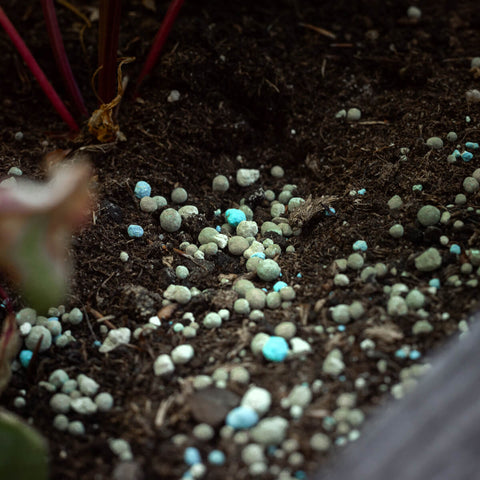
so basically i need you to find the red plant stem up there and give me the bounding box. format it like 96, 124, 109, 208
0, 7, 79, 131
0, 287, 13, 315
97, 0, 122, 104
41, 0, 88, 117
135, 0, 185, 92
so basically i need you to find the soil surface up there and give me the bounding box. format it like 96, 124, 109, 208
1, 1, 480, 479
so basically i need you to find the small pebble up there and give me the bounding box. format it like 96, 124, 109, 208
262, 336, 289, 362
167, 90, 180, 102
94, 392, 114, 411
274, 321, 297, 339
446, 131, 458, 142
139, 196, 158, 212
412, 320, 433, 335
426, 137, 443, 150
387, 195, 403, 210
387, 296, 408, 316
184, 447, 202, 466
193, 423, 215, 441
330, 304, 351, 324
8, 166, 23, 176
120, 251, 129, 262
212, 175, 230, 192
50, 393, 71, 413
415, 247, 442, 271
134, 181, 151, 199
203, 312, 222, 328
241, 387, 272, 416
53, 414, 69, 431
271, 166, 285, 178
48, 369, 69, 388
242, 444, 265, 465
347, 108, 361, 121
322, 349, 344, 376
25, 326, 52, 352
251, 333, 270, 356
16, 308, 37, 326
250, 417, 289, 445
71, 396, 98, 415
160, 208, 182, 232
450, 244, 461, 255
405, 289, 425, 309
407, 5, 422, 20
226, 406, 259, 429
13, 396, 26, 408
257, 259, 281, 281
237, 169, 260, 187
68, 421, 85, 436
352, 240, 367, 252
347, 253, 364, 270
389, 224, 404, 238
463, 176, 480, 193
99, 328, 131, 353
153, 353, 175, 376
171, 345, 194, 364
208, 450, 226, 465
228, 236, 250, 255
171, 187, 188, 204
78, 375, 100, 396
127, 225, 144, 238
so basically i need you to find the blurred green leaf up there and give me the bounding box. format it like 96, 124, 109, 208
0, 408, 48, 480
0, 162, 92, 313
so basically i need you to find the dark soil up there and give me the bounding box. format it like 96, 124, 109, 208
1, 1, 480, 479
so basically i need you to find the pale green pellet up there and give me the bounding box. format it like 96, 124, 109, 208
257, 259, 281, 281
171, 187, 188, 204
271, 165, 285, 178
266, 292, 282, 309
212, 175, 230, 192
160, 208, 182, 232
245, 288, 266, 309
228, 236, 250, 256
271, 203, 286, 217
234, 298, 250, 315
140, 196, 158, 212
175, 265, 189, 279
233, 279, 255, 297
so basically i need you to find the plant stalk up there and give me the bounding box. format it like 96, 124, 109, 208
41, 0, 88, 116
97, 0, 122, 104
0, 7, 79, 131
135, 0, 185, 92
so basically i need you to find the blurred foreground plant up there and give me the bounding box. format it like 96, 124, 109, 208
0, 309, 48, 480
0, 162, 93, 313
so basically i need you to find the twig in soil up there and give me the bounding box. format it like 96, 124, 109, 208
299, 22, 336, 39
87, 306, 116, 329
154, 395, 176, 429
81, 307, 98, 341
357, 120, 389, 125
173, 248, 209, 271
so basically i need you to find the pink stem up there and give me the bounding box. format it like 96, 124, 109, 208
0, 287, 13, 315
135, 0, 185, 92
0, 7, 79, 131
41, 0, 88, 116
